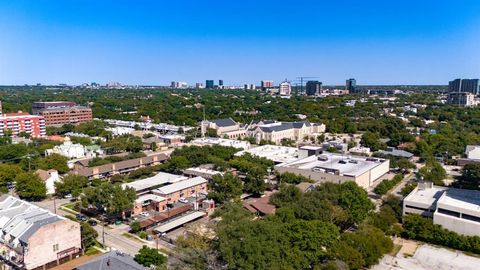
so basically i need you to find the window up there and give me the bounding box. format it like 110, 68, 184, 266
437, 208, 460, 218
53, 244, 59, 252
462, 213, 480, 223
405, 205, 430, 212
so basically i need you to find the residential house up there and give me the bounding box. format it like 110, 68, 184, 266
74, 251, 147, 270
35, 169, 61, 195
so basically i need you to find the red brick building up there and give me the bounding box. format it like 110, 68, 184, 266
0, 112, 46, 138
32, 101, 93, 127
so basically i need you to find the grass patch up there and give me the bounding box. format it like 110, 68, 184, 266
85, 246, 100, 255
122, 232, 144, 243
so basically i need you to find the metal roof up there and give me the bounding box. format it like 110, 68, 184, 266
153, 211, 205, 233
155, 177, 207, 195
76, 251, 148, 270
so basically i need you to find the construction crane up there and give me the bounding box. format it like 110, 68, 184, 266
295, 76, 320, 95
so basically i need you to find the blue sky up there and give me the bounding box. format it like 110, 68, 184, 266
0, 0, 479, 85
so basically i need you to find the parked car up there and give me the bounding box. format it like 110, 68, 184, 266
178, 197, 189, 203
140, 212, 150, 217
88, 219, 97, 226
76, 214, 87, 222
64, 194, 73, 199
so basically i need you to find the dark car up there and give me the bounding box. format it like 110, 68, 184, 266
88, 219, 98, 226
76, 214, 88, 222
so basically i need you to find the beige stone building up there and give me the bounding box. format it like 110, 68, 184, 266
247, 120, 326, 144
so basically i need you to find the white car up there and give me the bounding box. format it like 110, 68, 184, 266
140, 212, 150, 217
178, 198, 188, 203
64, 194, 73, 199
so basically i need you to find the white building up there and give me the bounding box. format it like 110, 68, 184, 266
447, 92, 477, 107
45, 137, 86, 159
235, 145, 300, 164
279, 81, 292, 96
403, 183, 480, 237
35, 169, 61, 195
275, 152, 389, 189
200, 118, 247, 139
465, 145, 480, 160
191, 137, 251, 150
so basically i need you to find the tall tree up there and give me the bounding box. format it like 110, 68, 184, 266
15, 172, 47, 201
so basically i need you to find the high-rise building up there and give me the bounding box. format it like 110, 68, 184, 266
448, 79, 480, 95
449, 79, 480, 95
170, 81, 188, 89
306, 81, 322, 96
346, 78, 356, 93
261, 80, 274, 89
206, 80, 215, 89
244, 84, 256, 90
279, 81, 292, 96
195, 83, 204, 89
448, 92, 477, 107
219, 80, 224, 86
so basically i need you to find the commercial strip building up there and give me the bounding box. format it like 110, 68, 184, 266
74, 153, 168, 179
191, 137, 251, 150
246, 120, 326, 144
235, 145, 300, 164
0, 196, 81, 270
32, 101, 93, 127
0, 111, 46, 138
403, 183, 480, 237
275, 150, 389, 189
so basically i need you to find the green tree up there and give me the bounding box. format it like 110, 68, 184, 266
418, 161, 446, 185
456, 163, 480, 190
54, 174, 89, 197
360, 131, 386, 151
15, 172, 47, 201
36, 153, 69, 174
270, 184, 302, 207
208, 172, 243, 203
0, 164, 22, 193
243, 166, 267, 194
81, 222, 98, 249
134, 246, 167, 269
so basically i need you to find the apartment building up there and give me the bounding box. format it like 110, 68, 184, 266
403, 183, 480, 237
152, 177, 208, 204
32, 101, 92, 127
247, 120, 326, 144
74, 153, 168, 179
0, 112, 46, 138
0, 196, 81, 270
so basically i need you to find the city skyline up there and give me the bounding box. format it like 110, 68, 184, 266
0, 1, 479, 85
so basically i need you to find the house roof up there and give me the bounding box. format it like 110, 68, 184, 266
378, 147, 414, 158
155, 177, 207, 195
0, 196, 68, 245
75, 153, 168, 177
75, 251, 148, 270
210, 118, 237, 127
123, 172, 187, 192
243, 196, 276, 215
35, 169, 57, 182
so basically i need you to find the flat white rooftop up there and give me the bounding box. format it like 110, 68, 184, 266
191, 137, 250, 149
122, 172, 187, 192
276, 153, 386, 177
405, 185, 480, 213
235, 145, 299, 164
438, 188, 480, 213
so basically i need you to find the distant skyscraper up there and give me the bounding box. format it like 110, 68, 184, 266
261, 80, 274, 89
449, 79, 480, 95
279, 80, 292, 96
346, 78, 356, 93
206, 80, 214, 89
171, 81, 188, 89
305, 81, 322, 96
219, 80, 224, 86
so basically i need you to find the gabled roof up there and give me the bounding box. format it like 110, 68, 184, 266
75, 251, 148, 270
155, 177, 207, 195
210, 118, 237, 127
